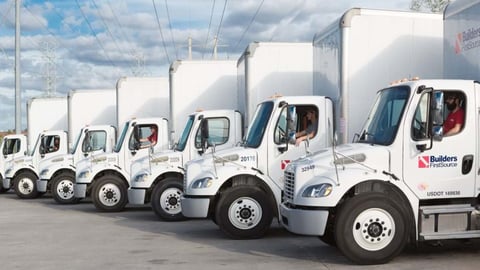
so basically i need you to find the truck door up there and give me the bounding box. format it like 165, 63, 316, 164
268, 104, 321, 189
403, 90, 475, 199
124, 124, 157, 177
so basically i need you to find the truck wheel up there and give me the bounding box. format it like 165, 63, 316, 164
92, 176, 128, 212
151, 177, 185, 221
52, 172, 79, 204
215, 185, 273, 239
335, 192, 408, 265
13, 171, 39, 199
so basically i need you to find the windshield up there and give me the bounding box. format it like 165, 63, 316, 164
358, 86, 410, 145
70, 128, 84, 154
175, 115, 195, 151
114, 122, 130, 153
244, 101, 274, 148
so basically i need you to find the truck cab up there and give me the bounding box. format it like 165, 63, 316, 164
37, 125, 117, 204
128, 110, 243, 220
280, 79, 480, 264
74, 117, 169, 212
0, 134, 28, 193
181, 95, 333, 239
4, 130, 68, 199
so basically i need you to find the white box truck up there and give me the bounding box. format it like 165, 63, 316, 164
3, 96, 69, 198
237, 42, 313, 124
169, 60, 238, 140
0, 134, 27, 193
314, 8, 443, 143
118, 60, 241, 216
36, 89, 117, 204
74, 117, 170, 211
443, 0, 480, 79
4, 129, 68, 198
280, 3, 479, 265
181, 9, 445, 240
67, 89, 116, 145
116, 77, 169, 129
128, 49, 313, 220
280, 79, 480, 264
26, 96, 68, 149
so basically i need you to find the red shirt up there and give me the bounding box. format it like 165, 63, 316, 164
443, 108, 464, 134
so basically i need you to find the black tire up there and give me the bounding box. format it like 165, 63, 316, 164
215, 185, 273, 239
151, 177, 186, 221
13, 171, 39, 199
335, 192, 408, 265
51, 172, 79, 204
0, 175, 9, 193
91, 175, 128, 212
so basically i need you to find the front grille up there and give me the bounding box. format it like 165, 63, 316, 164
283, 170, 295, 202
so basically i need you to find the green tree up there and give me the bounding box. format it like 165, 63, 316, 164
410, 0, 451, 13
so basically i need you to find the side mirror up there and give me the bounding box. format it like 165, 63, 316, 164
200, 118, 210, 153
132, 125, 141, 151
287, 105, 297, 144
431, 91, 444, 141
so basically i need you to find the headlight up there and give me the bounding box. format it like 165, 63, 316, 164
302, 183, 332, 198
134, 173, 149, 183
192, 177, 213, 189
78, 170, 91, 179
40, 169, 49, 177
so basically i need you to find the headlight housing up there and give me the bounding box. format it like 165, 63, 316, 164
302, 183, 332, 198
191, 177, 213, 189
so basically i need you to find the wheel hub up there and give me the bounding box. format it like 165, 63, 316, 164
228, 197, 263, 230
167, 196, 178, 206
56, 180, 74, 199
367, 220, 384, 238
239, 207, 252, 219
160, 187, 182, 214
98, 183, 121, 206
105, 190, 115, 199
353, 208, 395, 251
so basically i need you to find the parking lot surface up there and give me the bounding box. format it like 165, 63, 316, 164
1, 192, 480, 270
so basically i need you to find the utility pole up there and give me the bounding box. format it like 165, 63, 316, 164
42, 42, 57, 97
15, 0, 21, 134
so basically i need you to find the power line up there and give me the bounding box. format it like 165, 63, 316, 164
91, 0, 135, 74
164, 0, 178, 60
75, 0, 117, 68
212, 0, 228, 58
233, 0, 264, 52
106, 0, 137, 57
203, 0, 216, 59
152, 0, 171, 64
0, 0, 15, 69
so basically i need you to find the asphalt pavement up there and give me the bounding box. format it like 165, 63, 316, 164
1, 191, 480, 270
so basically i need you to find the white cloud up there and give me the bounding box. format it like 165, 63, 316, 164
0, 0, 416, 131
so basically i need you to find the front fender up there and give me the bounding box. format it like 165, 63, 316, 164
78, 163, 129, 186
39, 161, 74, 180
295, 168, 390, 207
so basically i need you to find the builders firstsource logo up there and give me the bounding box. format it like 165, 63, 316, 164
455, 27, 480, 54
418, 155, 458, 168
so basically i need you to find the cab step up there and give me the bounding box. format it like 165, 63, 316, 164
418, 204, 480, 241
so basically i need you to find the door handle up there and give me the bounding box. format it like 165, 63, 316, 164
462, 155, 473, 175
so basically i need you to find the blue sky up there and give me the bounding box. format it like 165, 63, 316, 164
0, 0, 417, 131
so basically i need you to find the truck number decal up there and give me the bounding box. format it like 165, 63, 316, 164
301, 165, 315, 172
240, 156, 255, 162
